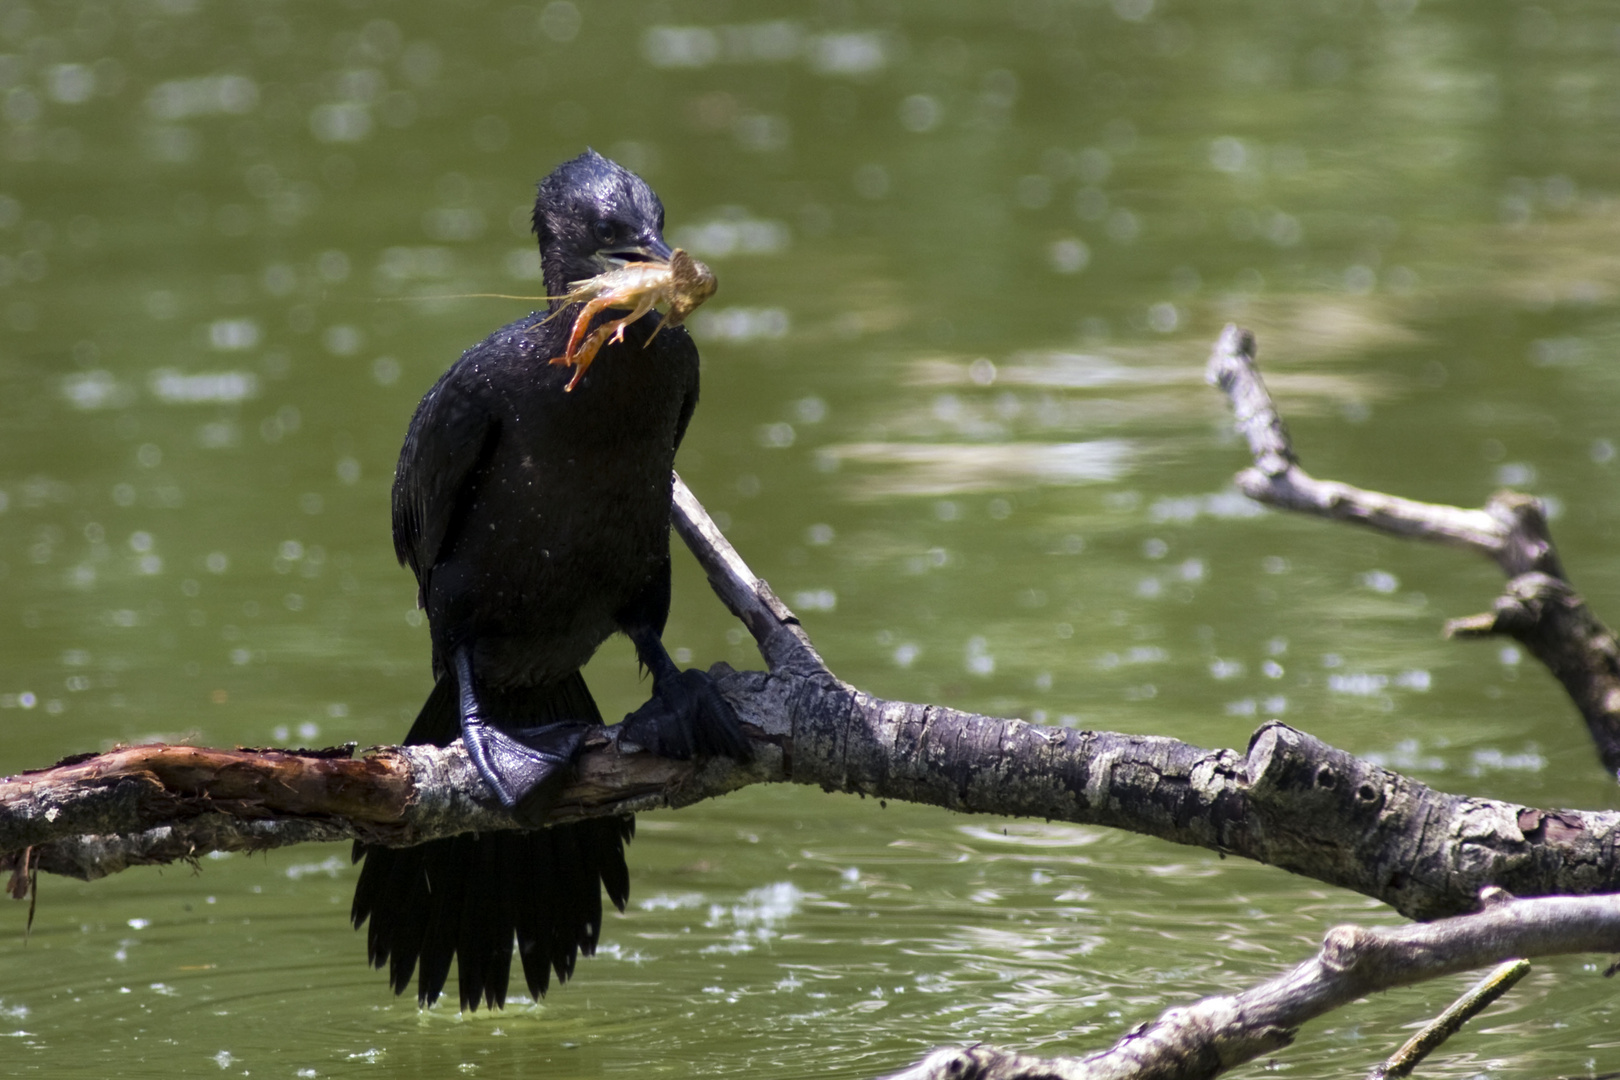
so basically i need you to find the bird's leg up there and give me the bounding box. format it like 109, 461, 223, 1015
454, 647, 587, 823
618, 625, 752, 762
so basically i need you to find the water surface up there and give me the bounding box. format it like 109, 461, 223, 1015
1, 2, 1618, 1076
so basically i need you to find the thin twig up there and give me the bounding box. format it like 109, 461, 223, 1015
1368, 958, 1530, 1079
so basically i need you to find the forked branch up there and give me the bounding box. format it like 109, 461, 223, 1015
1207, 324, 1620, 775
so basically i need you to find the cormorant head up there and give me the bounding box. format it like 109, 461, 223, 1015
533, 149, 673, 299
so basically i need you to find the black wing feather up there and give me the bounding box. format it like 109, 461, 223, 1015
391, 370, 502, 601
351, 671, 633, 1010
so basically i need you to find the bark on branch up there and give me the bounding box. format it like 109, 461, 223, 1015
1207, 324, 1620, 775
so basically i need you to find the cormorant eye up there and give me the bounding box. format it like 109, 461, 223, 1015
591, 220, 615, 245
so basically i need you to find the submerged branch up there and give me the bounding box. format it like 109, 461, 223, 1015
881, 893, 1620, 1080
1207, 324, 1620, 776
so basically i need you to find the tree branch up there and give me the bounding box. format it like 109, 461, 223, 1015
880, 893, 1620, 1080
1207, 324, 1620, 776
3, 479, 1617, 922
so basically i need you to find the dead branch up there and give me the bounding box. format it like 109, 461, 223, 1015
880, 893, 1620, 1080
1207, 324, 1620, 775
0, 729, 759, 878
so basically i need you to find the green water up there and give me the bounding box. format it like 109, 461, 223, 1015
2, 1, 1619, 1075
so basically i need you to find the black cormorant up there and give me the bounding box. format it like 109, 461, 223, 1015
350, 150, 750, 1011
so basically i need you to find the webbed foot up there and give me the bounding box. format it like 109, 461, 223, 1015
621, 666, 751, 762
454, 647, 589, 824
461, 716, 588, 824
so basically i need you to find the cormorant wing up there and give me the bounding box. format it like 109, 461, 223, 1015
391, 371, 501, 603
668, 328, 700, 456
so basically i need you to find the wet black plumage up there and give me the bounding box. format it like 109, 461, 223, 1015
351, 150, 748, 1011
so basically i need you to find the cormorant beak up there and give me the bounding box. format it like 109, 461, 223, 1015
597, 234, 674, 270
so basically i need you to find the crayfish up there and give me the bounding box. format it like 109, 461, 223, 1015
546, 248, 718, 392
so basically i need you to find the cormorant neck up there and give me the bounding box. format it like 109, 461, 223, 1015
541, 249, 577, 310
